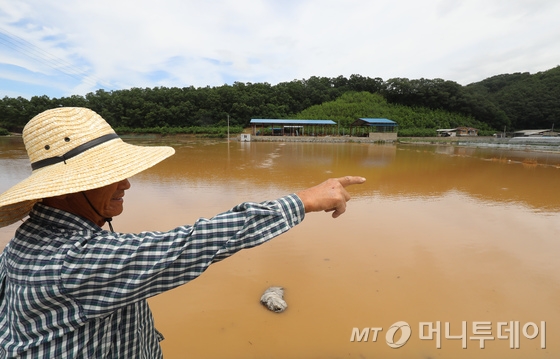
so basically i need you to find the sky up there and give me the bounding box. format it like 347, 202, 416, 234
0, 0, 559, 99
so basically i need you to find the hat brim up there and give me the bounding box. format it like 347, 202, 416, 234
0, 138, 174, 228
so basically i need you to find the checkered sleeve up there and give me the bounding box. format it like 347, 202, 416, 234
61, 194, 305, 317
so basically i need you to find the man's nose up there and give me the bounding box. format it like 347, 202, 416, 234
119, 179, 131, 190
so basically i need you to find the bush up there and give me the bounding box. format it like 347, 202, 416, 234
397, 128, 437, 137
113, 126, 243, 136
0, 128, 9, 136
478, 130, 498, 136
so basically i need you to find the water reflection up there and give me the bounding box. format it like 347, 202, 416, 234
1, 137, 559, 358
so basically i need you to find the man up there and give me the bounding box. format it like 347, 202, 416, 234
0, 107, 365, 358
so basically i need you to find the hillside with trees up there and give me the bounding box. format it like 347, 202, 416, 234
465, 66, 560, 131
294, 92, 492, 136
0, 66, 558, 136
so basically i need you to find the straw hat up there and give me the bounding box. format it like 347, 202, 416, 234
0, 107, 175, 228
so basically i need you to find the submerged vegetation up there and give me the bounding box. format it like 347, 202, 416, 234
113, 125, 244, 138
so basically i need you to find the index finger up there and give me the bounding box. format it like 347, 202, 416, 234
337, 176, 367, 187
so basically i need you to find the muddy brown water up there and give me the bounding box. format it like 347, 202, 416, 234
1, 137, 559, 358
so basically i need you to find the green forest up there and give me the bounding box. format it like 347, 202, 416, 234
1, 66, 559, 137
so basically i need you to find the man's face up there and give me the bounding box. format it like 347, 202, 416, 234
84, 179, 131, 218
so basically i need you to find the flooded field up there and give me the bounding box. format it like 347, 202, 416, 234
1, 137, 559, 358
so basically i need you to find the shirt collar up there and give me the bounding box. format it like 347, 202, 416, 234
29, 202, 102, 232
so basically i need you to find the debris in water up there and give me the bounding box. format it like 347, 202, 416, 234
260, 286, 287, 313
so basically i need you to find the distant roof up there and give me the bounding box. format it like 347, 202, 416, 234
513, 129, 550, 135
250, 119, 337, 125
352, 118, 397, 126
438, 127, 478, 132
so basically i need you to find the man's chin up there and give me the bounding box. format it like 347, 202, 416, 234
105, 205, 124, 217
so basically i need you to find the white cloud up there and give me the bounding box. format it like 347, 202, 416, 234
0, 0, 559, 98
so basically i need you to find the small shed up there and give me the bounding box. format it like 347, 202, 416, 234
250, 119, 337, 136
350, 118, 398, 141
437, 127, 478, 137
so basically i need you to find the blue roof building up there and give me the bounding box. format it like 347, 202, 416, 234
250, 119, 336, 125
351, 118, 398, 129
350, 118, 398, 141
250, 119, 337, 136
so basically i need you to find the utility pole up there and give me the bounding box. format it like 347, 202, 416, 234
227, 114, 230, 142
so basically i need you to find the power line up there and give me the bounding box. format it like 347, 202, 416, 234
0, 26, 113, 91
0, 26, 106, 88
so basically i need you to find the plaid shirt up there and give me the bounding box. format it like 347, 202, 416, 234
0, 195, 304, 358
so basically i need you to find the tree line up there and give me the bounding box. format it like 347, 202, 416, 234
1, 66, 559, 134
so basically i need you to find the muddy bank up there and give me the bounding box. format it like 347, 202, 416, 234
239, 134, 560, 153
399, 136, 560, 153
